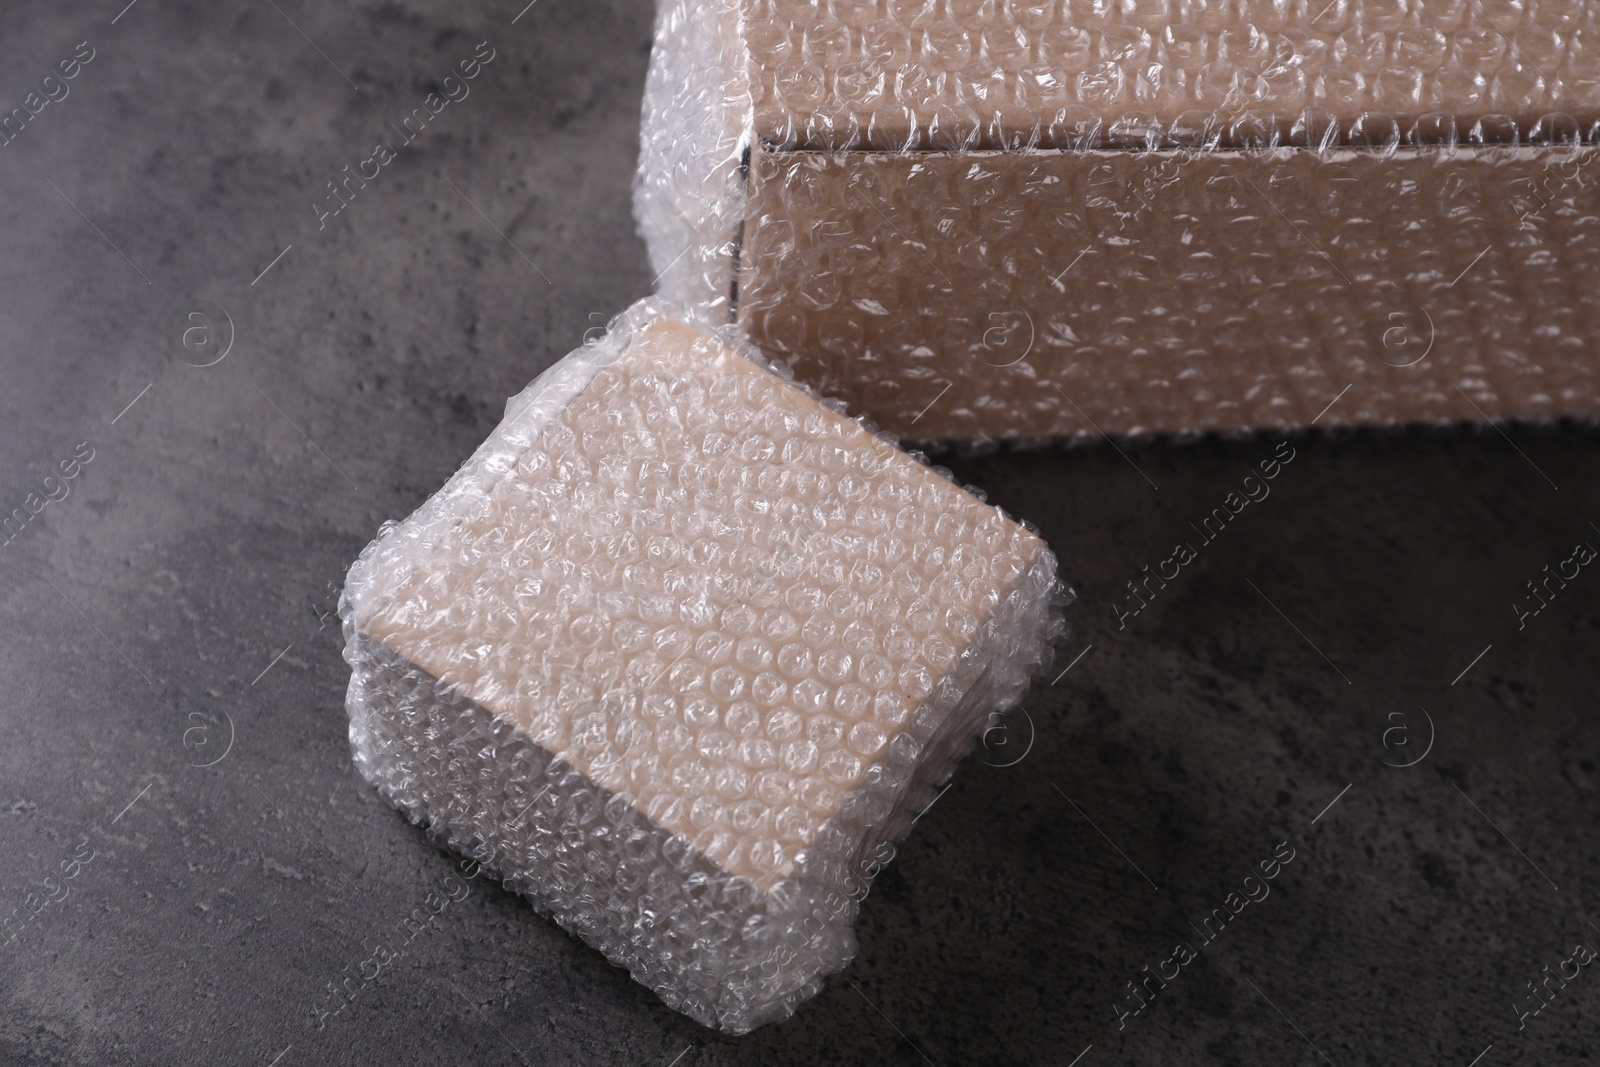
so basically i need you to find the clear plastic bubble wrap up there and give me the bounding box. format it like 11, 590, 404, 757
635, 0, 1600, 442
339, 300, 1067, 1032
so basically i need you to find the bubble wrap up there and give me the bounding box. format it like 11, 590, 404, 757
339, 301, 1065, 1032
635, 0, 1600, 441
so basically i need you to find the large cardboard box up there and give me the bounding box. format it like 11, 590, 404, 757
636, 0, 1600, 440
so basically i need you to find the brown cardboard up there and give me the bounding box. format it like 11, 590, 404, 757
639, 0, 1600, 440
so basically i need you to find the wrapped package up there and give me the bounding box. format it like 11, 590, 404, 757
636, 0, 1600, 442
339, 300, 1065, 1031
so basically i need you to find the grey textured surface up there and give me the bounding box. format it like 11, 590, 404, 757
0, 2, 1595, 1065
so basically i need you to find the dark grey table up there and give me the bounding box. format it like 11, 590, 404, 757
1, 2, 1596, 1064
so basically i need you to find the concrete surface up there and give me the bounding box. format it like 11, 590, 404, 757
0, 1, 1596, 1065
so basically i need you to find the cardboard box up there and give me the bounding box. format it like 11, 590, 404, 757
341, 303, 1062, 1030
637, 0, 1600, 440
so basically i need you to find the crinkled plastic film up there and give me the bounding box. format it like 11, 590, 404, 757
340, 301, 1067, 1031
636, 0, 1600, 442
